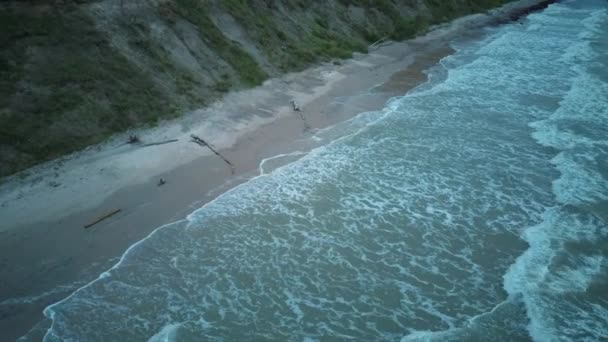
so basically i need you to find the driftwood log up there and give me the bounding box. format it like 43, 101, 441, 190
84, 209, 121, 229
142, 139, 179, 147
190, 134, 235, 174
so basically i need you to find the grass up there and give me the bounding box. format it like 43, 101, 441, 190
0, 5, 177, 176
171, 0, 268, 87
214, 74, 233, 93
220, 0, 292, 69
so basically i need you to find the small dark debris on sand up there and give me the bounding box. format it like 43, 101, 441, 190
127, 134, 140, 144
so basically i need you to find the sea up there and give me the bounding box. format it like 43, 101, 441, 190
40, 1, 608, 341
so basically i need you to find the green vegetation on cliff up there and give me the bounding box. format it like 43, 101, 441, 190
0, 4, 176, 177
171, 0, 268, 86
0, 0, 515, 177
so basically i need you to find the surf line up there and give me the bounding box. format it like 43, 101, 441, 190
259, 151, 307, 175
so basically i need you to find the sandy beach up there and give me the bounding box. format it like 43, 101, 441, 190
0, 1, 550, 340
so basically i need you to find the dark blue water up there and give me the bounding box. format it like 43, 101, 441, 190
41, 1, 608, 341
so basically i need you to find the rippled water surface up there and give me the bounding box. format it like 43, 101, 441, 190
42, 1, 608, 341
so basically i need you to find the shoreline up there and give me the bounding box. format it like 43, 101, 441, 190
0, 1, 553, 340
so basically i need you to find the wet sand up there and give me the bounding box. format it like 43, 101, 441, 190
0, 1, 550, 340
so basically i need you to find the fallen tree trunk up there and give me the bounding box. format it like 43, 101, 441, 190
190, 134, 235, 174
84, 209, 121, 229
142, 139, 179, 147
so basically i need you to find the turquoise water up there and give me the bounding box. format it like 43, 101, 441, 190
42, 1, 608, 341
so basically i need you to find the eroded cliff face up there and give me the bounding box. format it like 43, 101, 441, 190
0, 0, 513, 177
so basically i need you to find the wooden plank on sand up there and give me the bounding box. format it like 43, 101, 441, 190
84, 209, 121, 229
142, 139, 179, 147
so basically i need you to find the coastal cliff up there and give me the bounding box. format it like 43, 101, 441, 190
0, 0, 514, 177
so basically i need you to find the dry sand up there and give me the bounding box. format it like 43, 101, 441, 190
0, 1, 549, 340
